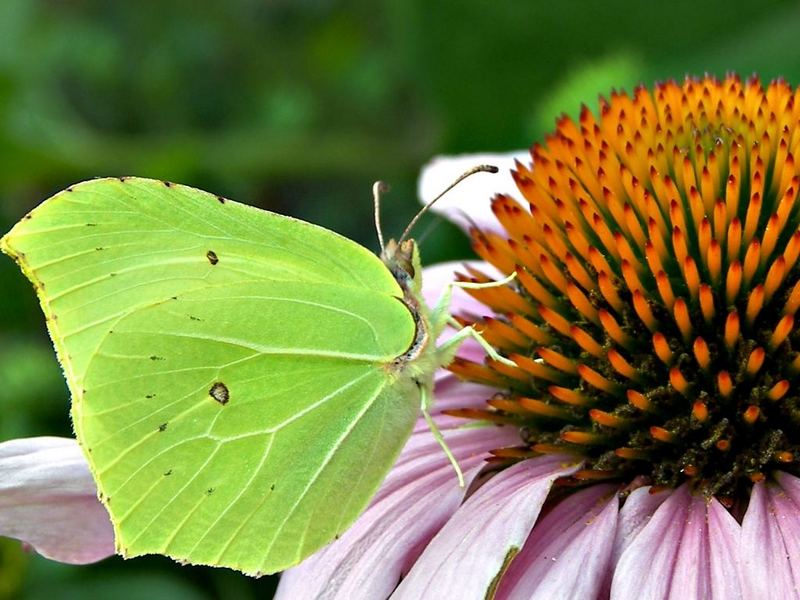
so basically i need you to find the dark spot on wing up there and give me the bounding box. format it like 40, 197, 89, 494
270, 483, 275, 491
217, 195, 226, 204
117, 176, 127, 182
95, 247, 104, 251
189, 315, 202, 322
163, 181, 173, 187
158, 423, 168, 432
150, 355, 165, 361
209, 382, 229, 405
23, 213, 32, 220
146, 394, 156, 399
206, 250, 219, 265
86, 223, 97, 227
206, 488, 215, 495
66, 187, 74, 193
164, 469, 173, 477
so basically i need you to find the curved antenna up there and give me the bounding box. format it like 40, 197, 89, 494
398, 164, 498, 243
372, 181, 390, 253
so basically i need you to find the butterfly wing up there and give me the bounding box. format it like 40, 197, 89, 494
1, 178, 419, 574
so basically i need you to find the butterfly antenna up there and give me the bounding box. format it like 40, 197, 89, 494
372, 181, 390, 253
398, 164, 499, 243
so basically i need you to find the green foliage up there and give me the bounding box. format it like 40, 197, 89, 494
531, 52, 644, 136
0, 539, 27, 600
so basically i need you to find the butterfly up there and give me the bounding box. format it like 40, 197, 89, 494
1, 170, 514, 575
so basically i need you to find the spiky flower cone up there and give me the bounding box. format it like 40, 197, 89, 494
451, 75, 800, 500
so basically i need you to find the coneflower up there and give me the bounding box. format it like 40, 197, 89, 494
453, 74, 800, 503
279, 75, 800, 599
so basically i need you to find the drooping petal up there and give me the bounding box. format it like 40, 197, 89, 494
740, 473, 800, 599
275, 389, 519, 600
418, 151, 529, 233
612, 485, 741, 600
391, 455, 580, 600
495, 484, 618, 600
610, 485, 671, 566
0, 437, 114, 564
705, 498, 744, 599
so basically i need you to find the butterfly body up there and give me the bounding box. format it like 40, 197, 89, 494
2, 178, 439, 575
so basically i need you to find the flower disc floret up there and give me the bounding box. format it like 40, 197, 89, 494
452, 75, 800, 499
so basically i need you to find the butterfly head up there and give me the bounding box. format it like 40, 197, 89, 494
381, 238, 423, 292
373, 164, 497, 302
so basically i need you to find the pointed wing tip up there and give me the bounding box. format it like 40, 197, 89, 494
1, 216, 28, 256
0, 233, 13, 256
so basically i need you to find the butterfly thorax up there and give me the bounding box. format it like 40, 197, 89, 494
381, 239, 437, 378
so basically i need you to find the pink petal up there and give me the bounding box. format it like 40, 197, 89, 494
0, 437, 115, 564
495, 484, 618, 600
611, 485, 671, 566
421, 261, 502, 318
418, 151, 530, 233
391, 455, 580, 599
612, 485, 742, 599
741, 473, 800, 599
275, 403, 519, 599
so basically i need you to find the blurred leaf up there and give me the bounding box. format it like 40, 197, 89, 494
22, 566, 206, 600
0, 539, 28, 600
0, 338, 68, 439
531, 52, 644, 135
655, 4, 800, 82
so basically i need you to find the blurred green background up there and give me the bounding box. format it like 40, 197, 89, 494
1, 0, 799, 597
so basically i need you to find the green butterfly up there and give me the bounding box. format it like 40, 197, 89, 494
1, 172, 511, 575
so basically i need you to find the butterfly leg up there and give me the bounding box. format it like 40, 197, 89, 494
430, 271, 517, 336
429, 280, 455, 338
423, 274, 518, 488
419, 385, 465, 488
436, 323, 518, 368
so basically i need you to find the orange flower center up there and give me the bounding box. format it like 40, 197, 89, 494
450, 75, 800, 500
